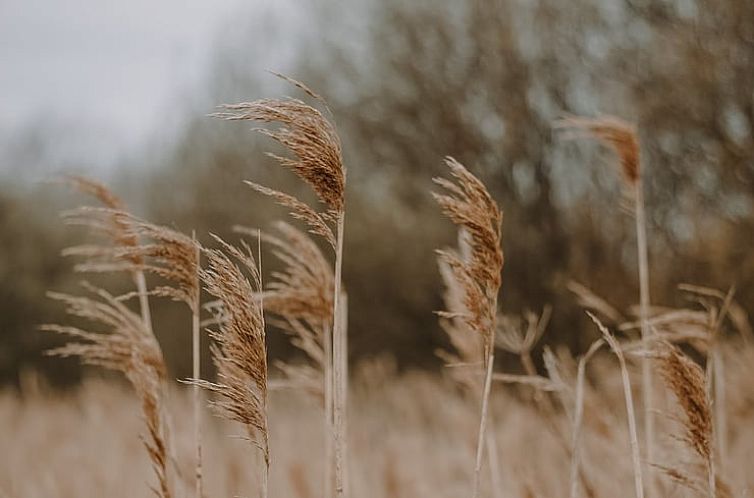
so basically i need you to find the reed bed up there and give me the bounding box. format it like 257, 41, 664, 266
3, 355, 754, 498
16, 83, 753, 498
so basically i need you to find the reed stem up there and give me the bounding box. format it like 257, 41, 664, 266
594, 315, 644, 498
485, 413, 503, 498
570, 340, 603, 498
635, 179, 654, 477
332, 212, 347, 498
472, 347, 495, 498
134, 270, 153, 335
324, 319, 334, 498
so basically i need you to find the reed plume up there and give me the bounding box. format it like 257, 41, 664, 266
434, 156, 504, 498
238, 221, 334, 394
216, 75, 348, 497
60, 176, 153, 333
679, 284, 743, 469
212, 76, 344, 216
194, 236, 269, 497
653, 343, 732, 498
42, 284, 172, 498
120, 217, 203, 498
239, 220, 338, 495
557, 116, 655, 474
247, 221, 334, 328
58, 198, 205, 495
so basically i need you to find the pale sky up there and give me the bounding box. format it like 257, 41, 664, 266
0, 0, 292, 172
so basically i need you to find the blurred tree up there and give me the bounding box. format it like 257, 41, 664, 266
3, 0, 753, 385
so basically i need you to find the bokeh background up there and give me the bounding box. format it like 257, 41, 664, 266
2, 0, 753, 387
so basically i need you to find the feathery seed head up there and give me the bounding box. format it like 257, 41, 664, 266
196, 236, 269, 464
214, 78, 345, 214
260, 221, 334, 327
43, 284, 171, 497
63, 209, 200, 311
556, 116, 640, 186
655, 343, 712, 462
434, 157, 504, 353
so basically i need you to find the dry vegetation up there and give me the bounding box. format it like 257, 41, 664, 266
2, 78, 754, 498
2, 352, 754, 498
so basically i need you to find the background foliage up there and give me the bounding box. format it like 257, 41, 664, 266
2, 0, 753, 385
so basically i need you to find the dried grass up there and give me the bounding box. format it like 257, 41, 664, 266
558, 116, 655, 482
193, 236, 269, 496
42, 284, 172, 498
434, 156, 504, 498
28, 83, 754, 498
217, 76, 348, 497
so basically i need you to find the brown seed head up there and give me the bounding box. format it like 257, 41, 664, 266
214, 78, 345, 214
434, 157, 504, 355
42, 284, 170, 497
60, 177, 141, 263
556, 116, 640, 186
63, 209, 200, 311
656, 344, 712, 462
195, 236, 269, 465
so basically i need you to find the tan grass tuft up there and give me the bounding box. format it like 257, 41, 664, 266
243, 182, 336, 249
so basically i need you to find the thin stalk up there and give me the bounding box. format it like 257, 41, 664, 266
616, 343, 644, 498
339, 292, 349, 496
472, 347, 495, 498
192, 236, 202, 498
713, 348, 727, 468
134, 268, 180, 494
593, 315, 644, 498
634, 180, 654, 474
259, 228, 269, 498
261, 466, 268, 498
134, 270, 154, 335
708, 454, 716, 498
704, 347, 719, 498
332, 212, 347, 498
324, 320, 333, 498
485, 413, 503, 498
570, 340, 603, 498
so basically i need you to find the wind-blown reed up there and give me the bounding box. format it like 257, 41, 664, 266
557, 116, 655, 476
194, 236, 269, 497
588, 312, 644, 498
216, 76, 348, 497
60, 177, 154, 333
42, 284, 172, 498
434, 156, 504, 498
237, 221, 335, 398
653, 343, 732, 498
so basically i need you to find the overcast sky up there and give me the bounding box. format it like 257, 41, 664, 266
0, 0, 287, 172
